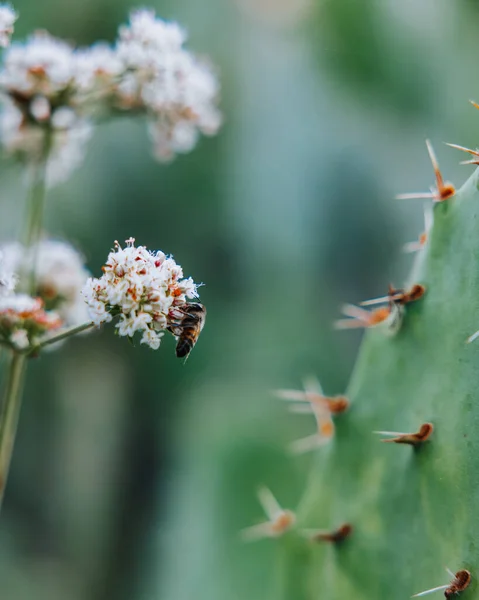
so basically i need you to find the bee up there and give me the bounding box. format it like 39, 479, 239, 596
168, 303, 206, 359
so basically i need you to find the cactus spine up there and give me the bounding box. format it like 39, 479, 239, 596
283, 150, 479, 599
160, 133, 479, 600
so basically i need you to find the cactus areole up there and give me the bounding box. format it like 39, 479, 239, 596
284, 162, 479, 599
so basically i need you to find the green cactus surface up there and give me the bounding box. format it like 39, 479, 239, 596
159, 162, 479, 600
288, 166, 479, 599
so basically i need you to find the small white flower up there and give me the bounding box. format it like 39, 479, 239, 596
114, 8, 221, 160
30, 95, 51, 122
45, 119, 93, 185
1, 239, 91, 326
82, 238, 201, 351
82, 290, 112, 326
118, 9, 186, 51
1, 32, 76, 98
51, 106, 76, 130
0, 4, 17, 48
0, 97, 93, 185
0, 7, 222, 177
0, 250, 16, 296
10, 328, 29, 349
140, 328, 162, 349
0, 293, 62, 349
0, 293, 39, 314
0, 31, 95, 182
74, 43, 123, 93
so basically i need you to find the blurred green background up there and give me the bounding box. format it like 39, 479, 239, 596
0, 0, 478, 598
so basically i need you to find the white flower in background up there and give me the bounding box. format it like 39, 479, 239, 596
114, 8, 222, 161
82, 238, 200, 350
45, 120, 93, 185
0, 4, 17, 48
10, 327, 28, 349
0, 32, 95, 183
0, 98, 93, 186
74, 43, 123, 93
118, 9, 186, 52
1, 239, 91, 326
0, 7, 222, 179
0, 32, 76, 99
0, 250, 16, 296
0, 293, 62, 349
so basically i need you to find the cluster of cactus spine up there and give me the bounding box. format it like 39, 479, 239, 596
242, 106, 479, 599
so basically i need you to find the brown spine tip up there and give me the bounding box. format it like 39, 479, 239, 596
389, 283, 426, 305
406, 284, 426, 303
380, 423, 434, 446
313, 523, 353, 544
445, 570, 471, 597
325, 396, 350, 414
439, 184, 456, 201
425, 139, 456, 202
360, 284, 426, 308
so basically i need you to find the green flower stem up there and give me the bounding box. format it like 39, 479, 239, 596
0, 353, 26, 508
0, 131, 52, 513
30, 321, 95, 353
21, 129, 52, 294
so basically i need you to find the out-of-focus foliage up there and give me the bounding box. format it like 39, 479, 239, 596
0, 0, 477, 599
311, 0, 432, 115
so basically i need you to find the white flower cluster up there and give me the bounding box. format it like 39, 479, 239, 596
0, 240, 91, 350
0, 294, 61, 349
82, 238, 199, 350
0, 7, 221, 181
116, 9, 222, 161
0, 4, 16, 48
0, 250, 64, 350
0, 32, 95, 184
1, 239, 91, 326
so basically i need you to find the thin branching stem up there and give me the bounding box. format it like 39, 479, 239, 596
21, 129, 52, 294
0, 130, 51, 513
0, 353, 26, 509
30, 321, 95, 353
